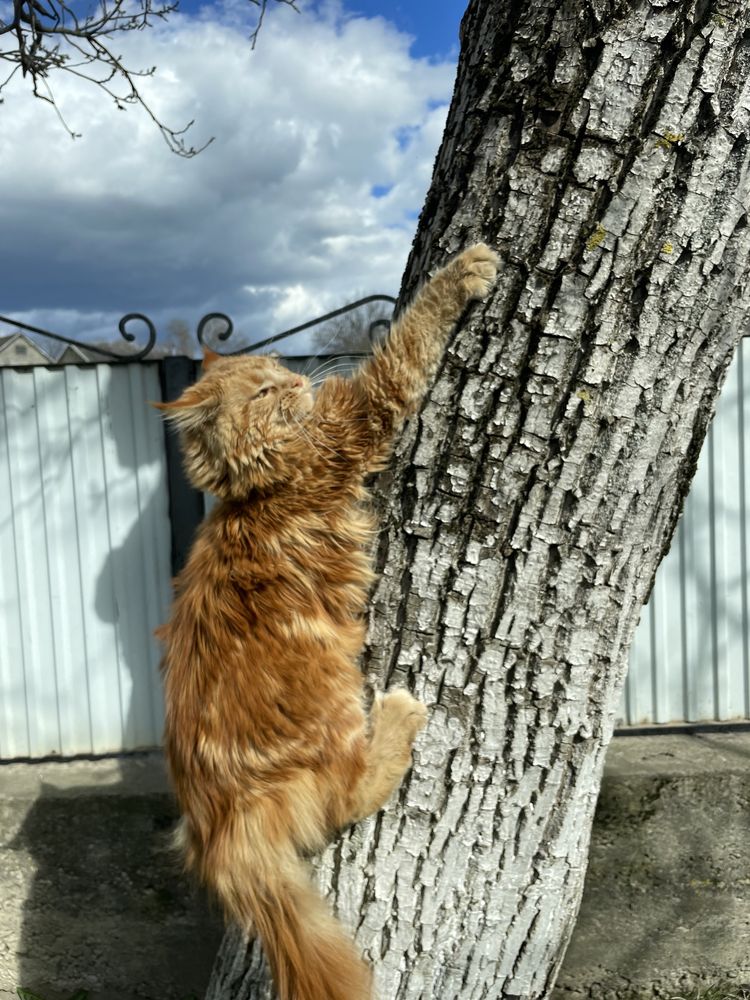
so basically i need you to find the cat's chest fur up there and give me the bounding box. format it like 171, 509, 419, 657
196, 485, 378, 644
275, 500, 376, 614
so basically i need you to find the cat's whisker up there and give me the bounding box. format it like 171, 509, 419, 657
302, 315, 359, 374
302, 352, 334, 378
295, 424, 337, 462
279, 410, 327, 464
309, 365, 358, 387
294, 425, 328, 464
291, 413, 345, 463
307, 356, 358, 381
310, 375, 353, 390
309, 362, 353, 378
308, 370, 350, 388
303, 353, 337, 379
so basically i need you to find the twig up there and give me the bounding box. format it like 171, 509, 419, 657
0, 0, 298, 153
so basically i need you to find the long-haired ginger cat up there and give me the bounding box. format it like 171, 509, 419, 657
156, 244, 498, 1000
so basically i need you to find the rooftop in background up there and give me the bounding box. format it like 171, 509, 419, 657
0, 333, 93, 367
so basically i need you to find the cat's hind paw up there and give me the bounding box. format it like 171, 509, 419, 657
454, 243, 499, 302
373, 688, 428, 744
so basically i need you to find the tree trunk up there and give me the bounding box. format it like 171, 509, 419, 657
207, 0, 750, 996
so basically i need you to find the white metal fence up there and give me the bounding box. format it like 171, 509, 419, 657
621, 339, 750, 725
0, 347, 749, 760
0, 363, 171, 758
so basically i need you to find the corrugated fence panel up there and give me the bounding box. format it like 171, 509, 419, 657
3, 348, 750, 748
0, 363, 172, 758
622, 340, 750, 725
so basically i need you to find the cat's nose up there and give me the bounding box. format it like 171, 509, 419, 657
291, 376, 304, 388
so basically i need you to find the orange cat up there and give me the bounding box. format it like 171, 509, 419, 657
156, 244, 498, 1000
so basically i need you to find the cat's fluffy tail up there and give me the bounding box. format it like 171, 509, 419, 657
185, 813, 372, 1000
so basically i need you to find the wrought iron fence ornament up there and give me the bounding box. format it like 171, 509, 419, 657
196, 295, 397, 355
196, 312, 234, 349
0, 312, 157, 361
0, 294, 396, 363
118, 314, 159, 360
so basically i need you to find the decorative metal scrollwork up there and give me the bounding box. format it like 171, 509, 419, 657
0, 294, 397, 365
115, 314, 158, 361
196, 295, 397, 356
196, 313, 234, 349
0, 313, 157, 362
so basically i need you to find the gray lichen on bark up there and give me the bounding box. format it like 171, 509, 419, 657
207, 1, 750, 997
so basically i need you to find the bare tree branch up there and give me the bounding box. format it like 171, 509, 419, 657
247, 0, 298, 49
0, 0, 297, 154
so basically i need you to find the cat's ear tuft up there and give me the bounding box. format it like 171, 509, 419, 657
151, 398, 190, 413
152, 382, 218, 427
202, 347, 222, 368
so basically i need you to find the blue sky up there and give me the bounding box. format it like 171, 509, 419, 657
343, 0, 464, 58
0, 0, 464, 355
176, 0, 466, 59
274, 0, 465, 59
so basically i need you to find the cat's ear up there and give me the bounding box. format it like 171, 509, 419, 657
202, 348, 222, 368
152, 381, 218, 427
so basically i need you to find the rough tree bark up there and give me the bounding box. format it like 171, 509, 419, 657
207, 0, 750, 996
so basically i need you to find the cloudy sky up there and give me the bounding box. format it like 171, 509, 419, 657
1, 0, 465, 356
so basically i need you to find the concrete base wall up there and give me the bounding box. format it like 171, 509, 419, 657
0, 735, 748, 1000
555, 732, 750, 999
0, 755, 222, 1000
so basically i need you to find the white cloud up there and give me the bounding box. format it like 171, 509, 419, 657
0, 1, 455, 356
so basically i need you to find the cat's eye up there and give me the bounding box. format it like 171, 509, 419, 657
255, 385, 274, 399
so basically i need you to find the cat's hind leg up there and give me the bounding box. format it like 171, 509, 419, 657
347, 689, 427, 823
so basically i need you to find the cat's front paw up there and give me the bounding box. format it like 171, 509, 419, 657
454, 243, 499, 302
